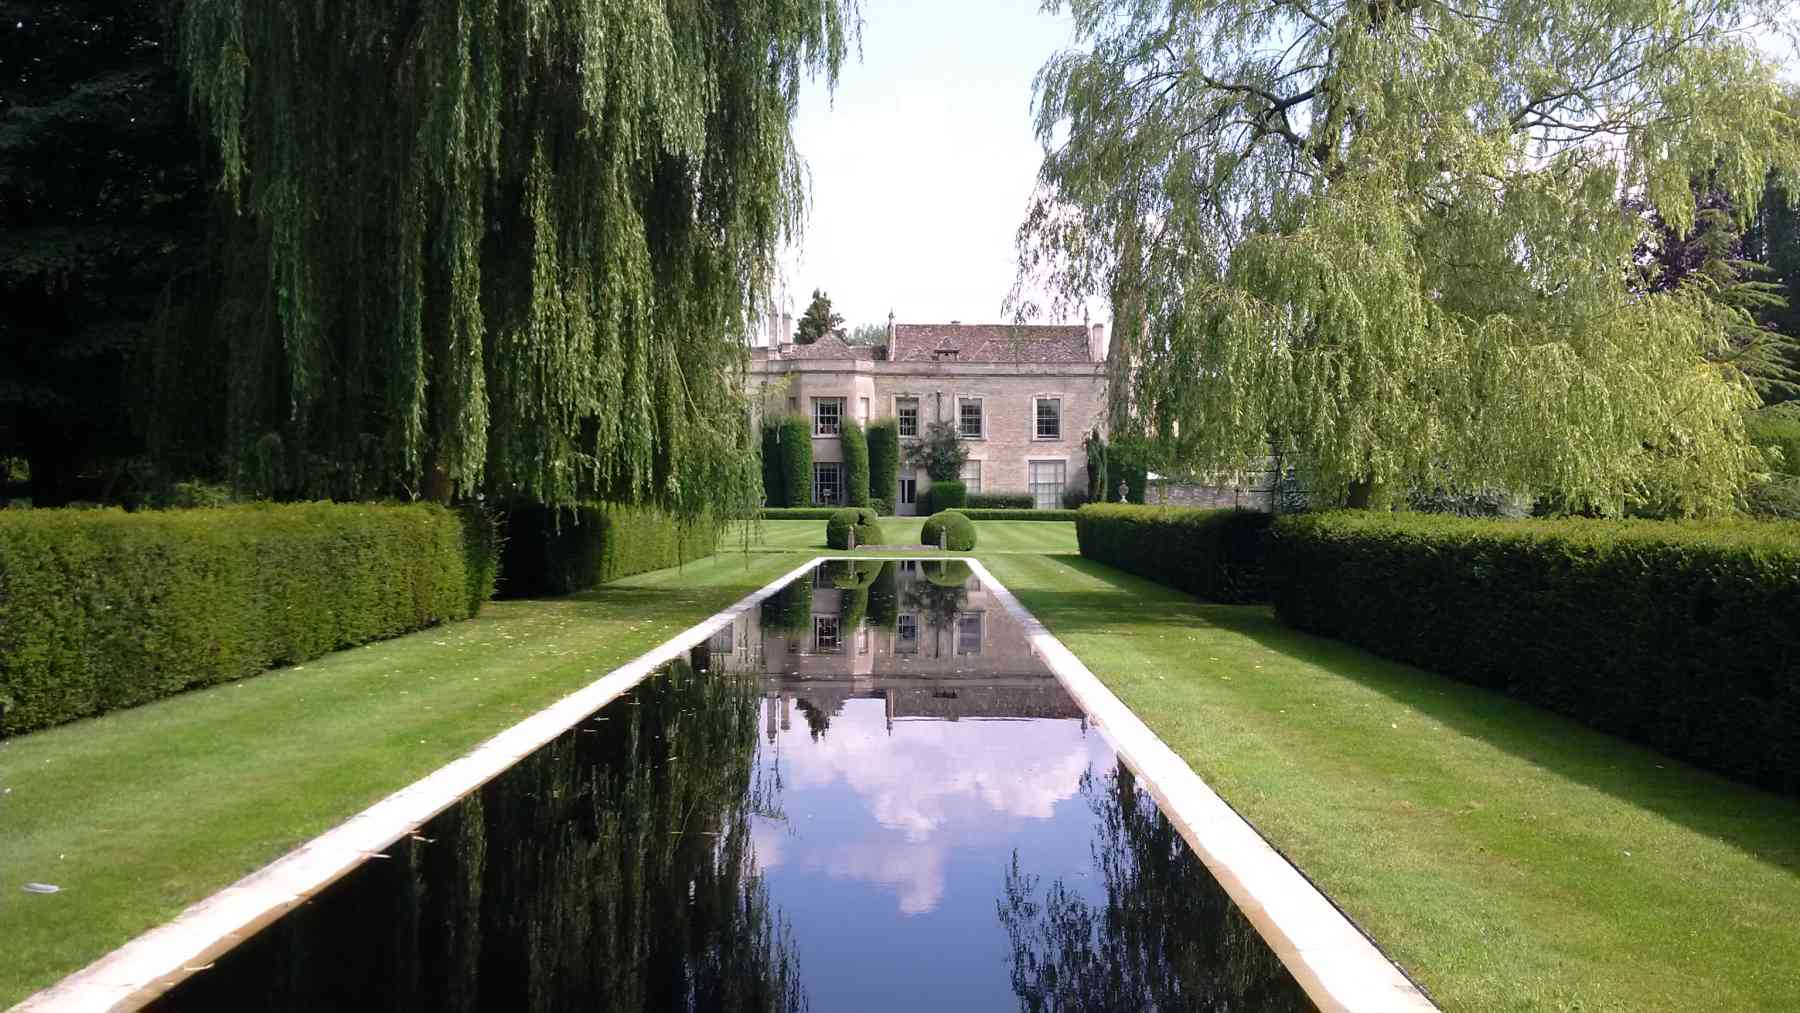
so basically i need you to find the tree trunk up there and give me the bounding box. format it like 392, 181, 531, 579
423, 463, 454, 504
1345, 478, 1380, 509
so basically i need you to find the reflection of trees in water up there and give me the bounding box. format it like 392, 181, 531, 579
867, 562, 900, 629
903, 562, 970, 628
155, 661, 808, 1013
998, 762, 1314, 1013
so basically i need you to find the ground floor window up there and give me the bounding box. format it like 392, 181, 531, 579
1029, 460, 1066, 510
960, 460, 982, 495
813, 462, 842, 505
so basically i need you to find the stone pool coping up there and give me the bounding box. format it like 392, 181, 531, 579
962, 557, 1438, 1013
22, 555, 1434, 1012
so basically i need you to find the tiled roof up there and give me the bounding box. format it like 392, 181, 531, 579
888, 323, 1092, 364
778, 334, 862, 360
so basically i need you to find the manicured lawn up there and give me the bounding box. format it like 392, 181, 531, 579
745, 517, 1078, 554
982, 552, 1800, 1013
0, 551, 809, 1007
15, 519, 1791, 1013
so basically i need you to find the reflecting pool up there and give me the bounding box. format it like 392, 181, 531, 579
152, 561, 1313, 1012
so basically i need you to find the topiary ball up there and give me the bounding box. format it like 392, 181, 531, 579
920, 509, 976, 551
826, 507, 884, 549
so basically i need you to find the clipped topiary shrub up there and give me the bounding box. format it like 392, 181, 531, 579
499, 503, 719, 597
841, 420, 871, 507
1075, 504, 1274, 603
921, 509, 976, 551
968, 492, 1034, 509
0, 503, 472, 737
775, 414, 813, 507
825, 507, 883, 549
1269, 511, 1800, 795
867, 419, 899, 512
927, 479, 967, 512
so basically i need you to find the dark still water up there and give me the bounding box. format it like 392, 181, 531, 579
152, 561, 1312, 1012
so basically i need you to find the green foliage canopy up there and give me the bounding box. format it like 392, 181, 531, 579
794, 288, 845, 344
1, 1, 211, 505
172, 1, 854, 514
1020, 0, 1800, 515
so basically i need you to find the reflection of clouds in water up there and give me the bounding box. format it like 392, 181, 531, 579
764, 699, 1099, 915
826, 839, 946, 915
782, 702, 1094, 840
750, 819, 787, 875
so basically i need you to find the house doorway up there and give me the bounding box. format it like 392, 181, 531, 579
897, 472, 919, 515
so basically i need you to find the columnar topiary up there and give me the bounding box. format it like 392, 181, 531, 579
921, 509, 976, 551
825, 507, 882, 549
775, 415, 813, 507
840, 420, 870, 506
867, 419, 899, 513
760, 419, 785, 506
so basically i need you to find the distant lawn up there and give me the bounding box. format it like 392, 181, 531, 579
982, 553, 1800, 1013
744, 517, 1078, 554
0, 551, 810, 1007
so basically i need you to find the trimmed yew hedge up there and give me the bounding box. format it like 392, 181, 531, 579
761, 507, 841, 521
1270, 512, 1800, 794
958, 508, 1078, 521
968, 492, 1035, 509
1075, 504, 1274, 603
0, 503, 475, 737
927, 479, 967, 512
499, 503, 719, 597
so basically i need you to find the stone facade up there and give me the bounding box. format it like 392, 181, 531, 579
749, 322, 1109, 512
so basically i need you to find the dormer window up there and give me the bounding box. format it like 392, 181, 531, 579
933, 348, 960, 361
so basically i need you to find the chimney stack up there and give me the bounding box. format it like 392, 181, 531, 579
1089, 322, 1108, 362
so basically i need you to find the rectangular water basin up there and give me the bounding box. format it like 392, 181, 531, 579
148, 560, 1314, 1011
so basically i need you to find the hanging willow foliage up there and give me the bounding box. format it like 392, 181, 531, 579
1019, 0, 1800, 515
168, 0, 854, 516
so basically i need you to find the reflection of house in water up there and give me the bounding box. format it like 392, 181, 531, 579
697, 562, 1085, 737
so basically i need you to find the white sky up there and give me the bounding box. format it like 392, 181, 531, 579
777, 0, 1107, 332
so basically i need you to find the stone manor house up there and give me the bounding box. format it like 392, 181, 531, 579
748, 316, 1111, 513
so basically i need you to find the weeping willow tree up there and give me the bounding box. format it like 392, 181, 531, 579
1017, 0, 1800, 514
166, 1, 854, 515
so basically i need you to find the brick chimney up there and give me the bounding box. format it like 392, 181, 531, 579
1089, 322, 1107, 362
